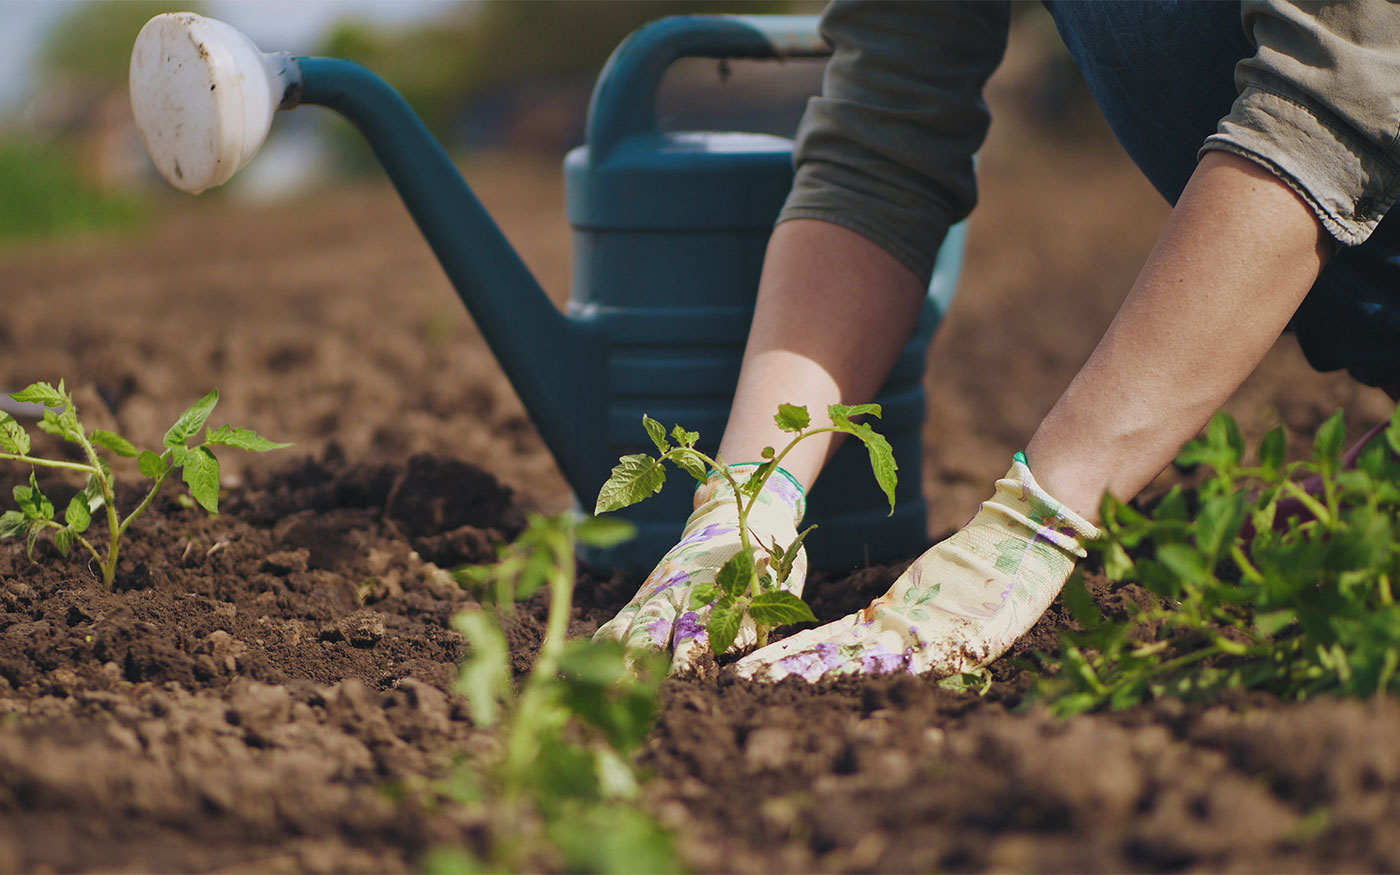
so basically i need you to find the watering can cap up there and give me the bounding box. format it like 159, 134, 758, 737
130, 13, 301, 194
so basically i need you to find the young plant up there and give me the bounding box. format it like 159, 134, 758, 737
1035, 404, 1400, 715
594, 402, 897, 654
432, 512, 675, 874
0, 381, 288, 588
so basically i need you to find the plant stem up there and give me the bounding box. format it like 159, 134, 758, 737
0, 452, 97, 476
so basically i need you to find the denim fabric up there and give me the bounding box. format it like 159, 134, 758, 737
1047, 0, 1400, 386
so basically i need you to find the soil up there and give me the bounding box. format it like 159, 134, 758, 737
5, 15, 1400, 874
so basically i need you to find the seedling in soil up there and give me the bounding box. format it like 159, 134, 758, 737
0, 381, 288, 588
1035, 404, 1400, 715
595, 403, 897, 654
436, 512, 675, 874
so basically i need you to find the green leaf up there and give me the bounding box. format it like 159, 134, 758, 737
452, 610, 510, 727
575, 515, 636, 548
0, 413, 29, 456
53, 527, 73, 558
642, 415, 669, 454
25, 520, 43, 560
1157, 543, 1213, 584
748, 590, 817, 626
774, 403, 810, 433
1314, 409, 1346, 468
181, 445, 221, 513
595, 454, 666, 514
739, 461, 775, 497
669, 448, 709, 482
0, 510, 25, 539
1060, 573, 1102, 629
64, 494, 90, 533
10, 381, 65, 408
831, 418, 897, 514
14, 473, 53, 521
689, 582, 721, 609
707, 596, 743, 656
81, 475, 105, 514
1258, 425, 1286, 474
138, 450, 168, 479
163, 388, 219, 449
203, 424, 291, 452
828, 402, 882, 424
91, 429, 138, 458
671, 425, 699, 448
38, 409, 80, 444
715, 548, 754, 598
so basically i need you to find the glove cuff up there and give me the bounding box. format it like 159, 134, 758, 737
985, 453, 1100, 558
695, 462, 806, 523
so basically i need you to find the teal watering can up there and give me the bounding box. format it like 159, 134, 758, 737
128, 12, 965, 573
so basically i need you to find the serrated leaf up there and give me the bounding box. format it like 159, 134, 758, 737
25, 520, 43, 560
38, 409, 80, 444
1314, 409, 1346, 468
671, 425, 699, 448
1258, 424, 1285, 474
774, 403, 809, 433
716, 548, 754, 598
642, 416, 669, 454
91, 429, 138, 458
670, 448, 709, 482
204, 424, 292, 452
0, 413, 29, 456
138, 450, 168, 479
164, 388, 219, 449
15, 473, 53, 521
832, 418, 897, 513
452, 610, 510, 727
0, 510, 25, 539
64, 494, 90, 533
740, 461, 775, 497
53, 527, 73, 558
575, 515, 636, 548
707, 596, 743, 656
748, 590, 816, 626
181, 445, 221, 513
595, 454, 665, 514
10, 381, 65, 408
689, 582, 720, 608
828, 402, 882, 425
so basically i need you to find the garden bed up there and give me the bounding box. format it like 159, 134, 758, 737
4, 24, 1400, 869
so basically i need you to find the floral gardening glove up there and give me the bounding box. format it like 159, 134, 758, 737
733, 453, 1098, 682
593, 463, 806, 674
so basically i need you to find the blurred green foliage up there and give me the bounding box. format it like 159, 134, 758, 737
321, 0, 798, 141
39, 0, 205, 88
0, 138, 148, 245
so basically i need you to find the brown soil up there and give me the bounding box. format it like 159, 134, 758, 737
4, 14, 1399, 874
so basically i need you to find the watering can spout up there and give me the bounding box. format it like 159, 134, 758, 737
129, 14, 601, 495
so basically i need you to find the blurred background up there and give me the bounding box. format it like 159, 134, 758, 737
0, 0, 841, 242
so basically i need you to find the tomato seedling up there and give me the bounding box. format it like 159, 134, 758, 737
595, 402, 897, 654
0, 381, 288, 588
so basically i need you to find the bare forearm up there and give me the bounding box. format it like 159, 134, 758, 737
1026, 151, 1331, 520
718, 219, 927, 489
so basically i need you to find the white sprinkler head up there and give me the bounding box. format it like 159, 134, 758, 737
130, 13, 301, 194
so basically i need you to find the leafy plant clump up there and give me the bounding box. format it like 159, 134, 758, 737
1037, 405, 1400, 715
427, 512, 675, 874
0, 381, 288, 588
595, 402, 897, 654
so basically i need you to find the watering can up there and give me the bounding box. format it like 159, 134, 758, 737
128, 12, 966, 573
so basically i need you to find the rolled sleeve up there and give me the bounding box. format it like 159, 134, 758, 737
777, 1, 1010, 286
1201, 1, 1400, 246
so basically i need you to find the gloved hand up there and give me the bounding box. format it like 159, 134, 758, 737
593, 463, 807, 674
733, 453, 1098, 682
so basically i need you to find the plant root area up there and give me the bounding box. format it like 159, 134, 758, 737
6, 22, 1400, 871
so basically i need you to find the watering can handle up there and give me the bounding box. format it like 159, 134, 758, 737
586, 14, 830, 159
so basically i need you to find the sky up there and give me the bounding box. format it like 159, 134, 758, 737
0, 0, 462, 113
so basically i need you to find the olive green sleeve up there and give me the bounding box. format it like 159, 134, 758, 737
1202, 1, 1400, 247
777, 1, 1010, 286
